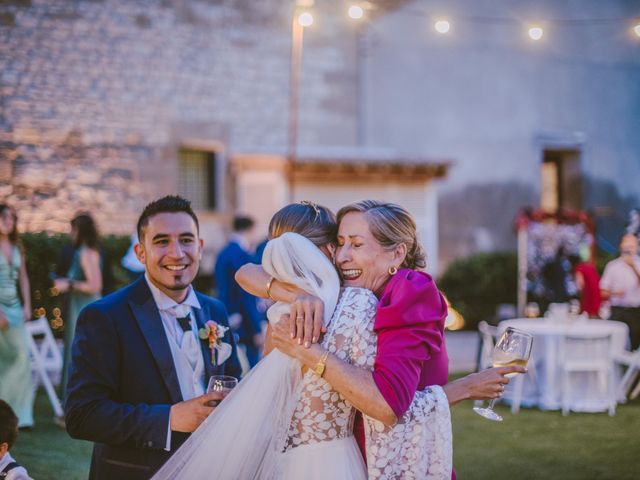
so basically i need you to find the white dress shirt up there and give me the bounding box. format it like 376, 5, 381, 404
144, 275, 204, 450
600, 256, 640, 307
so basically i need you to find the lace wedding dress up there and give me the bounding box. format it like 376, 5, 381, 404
281, 286, 378, 479
153, 232, 452, 480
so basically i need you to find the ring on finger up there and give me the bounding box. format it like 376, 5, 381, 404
296, 315, 304, 320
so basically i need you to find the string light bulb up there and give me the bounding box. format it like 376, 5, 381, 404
434, 19, 451, 34
634, 23, 640, 38
528, 26, 544, 41
297, 11, 314, 27
348, 5, 364, 20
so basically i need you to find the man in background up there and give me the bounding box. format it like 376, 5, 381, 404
214, 216, 264, 369
600, 233, 640, 350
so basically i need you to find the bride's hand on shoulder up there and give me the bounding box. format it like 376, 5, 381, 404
289, 293, 325, 348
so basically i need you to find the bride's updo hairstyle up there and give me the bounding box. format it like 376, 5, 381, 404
336, 200, 427, 270
268, 201, 337, 248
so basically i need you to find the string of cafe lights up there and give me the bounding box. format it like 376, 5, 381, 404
293, 1, 640, 43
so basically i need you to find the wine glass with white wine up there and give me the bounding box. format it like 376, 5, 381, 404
473, 327, 533, 421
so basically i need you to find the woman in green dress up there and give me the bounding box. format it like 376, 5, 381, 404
54, 213, 102, 403
0, 204, 34, 428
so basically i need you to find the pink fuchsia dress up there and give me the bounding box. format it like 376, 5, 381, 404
354, 268, 454, 478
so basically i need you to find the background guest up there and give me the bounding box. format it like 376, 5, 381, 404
568, 253, 601, 318
0, 400, 33, 480
121, 232, 145, 282
54, 213, 103, 404
541, 245, 572, 306
0, 205, 33, 429
600, 233, 640, 349
214, 216, 264, 369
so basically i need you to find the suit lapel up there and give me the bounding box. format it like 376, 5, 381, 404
129, 281, 183, 404
193, 303, 215, 380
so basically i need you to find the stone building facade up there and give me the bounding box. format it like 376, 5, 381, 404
0, 0, 364, 229
1, 0, 447, 272
5, 0, 636, 274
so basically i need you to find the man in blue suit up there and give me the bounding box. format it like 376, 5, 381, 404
214, 216, 264, 368
65, 196, 242, 480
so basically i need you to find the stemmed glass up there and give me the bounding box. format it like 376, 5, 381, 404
206, 375, 238, 407
473, 327, 533, 421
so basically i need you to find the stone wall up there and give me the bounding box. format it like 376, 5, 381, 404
0, 0, 363, 234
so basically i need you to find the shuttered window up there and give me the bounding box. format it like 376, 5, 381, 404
178, 148, 217, 210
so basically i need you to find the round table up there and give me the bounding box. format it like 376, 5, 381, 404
499, 318, 629, 412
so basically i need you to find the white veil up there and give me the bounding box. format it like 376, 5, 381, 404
153, 232, 340, 479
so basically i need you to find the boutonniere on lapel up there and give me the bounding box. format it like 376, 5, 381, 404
198, 320, 232, 365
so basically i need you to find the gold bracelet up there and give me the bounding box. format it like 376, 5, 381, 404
314, 350, 329, 377
266, 277, 275, 301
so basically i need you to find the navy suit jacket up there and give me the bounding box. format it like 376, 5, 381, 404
65, 277, 242, 480
213, 240, 263, 343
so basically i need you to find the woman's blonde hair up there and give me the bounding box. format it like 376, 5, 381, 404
268, 201, 337, 247
336, 200, 426, 270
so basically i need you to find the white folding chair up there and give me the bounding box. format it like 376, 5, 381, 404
615, 348, 640, 402
26, 316, 64, 417
560, 332, 616, 416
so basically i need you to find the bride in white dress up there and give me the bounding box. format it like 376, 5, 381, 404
152, 205, 451, 479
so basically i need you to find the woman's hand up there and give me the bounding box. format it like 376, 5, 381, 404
54, 277, 71, 293
0, 311, 9, 330
444, 366, 527, 406
271, 314, 307, 360
289, 293, 325, 348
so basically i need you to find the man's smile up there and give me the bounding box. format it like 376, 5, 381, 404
164, 264, 189, 271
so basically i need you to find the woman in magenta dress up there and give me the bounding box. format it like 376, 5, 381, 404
239, 200, 522, 477
568, 254, 602, 317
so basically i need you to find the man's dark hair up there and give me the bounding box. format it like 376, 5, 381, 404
0, 400, 18, 449
137, 195, 199, 240
233, 216, 255, 232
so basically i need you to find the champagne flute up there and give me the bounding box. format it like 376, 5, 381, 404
473, 327, 533, 421
206, 375, 238, 407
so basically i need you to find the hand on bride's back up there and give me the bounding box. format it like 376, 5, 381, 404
170, 391, 223, 432
271, 314, 305, 359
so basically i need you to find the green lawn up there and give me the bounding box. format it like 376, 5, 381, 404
452, 398, 640, 479
11, 392, 92, 479
11, 388, 640, 479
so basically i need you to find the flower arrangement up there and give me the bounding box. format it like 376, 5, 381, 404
198, 320, 230, 365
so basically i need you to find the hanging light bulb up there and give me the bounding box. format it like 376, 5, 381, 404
297, 11, 314, 27
434, 19, 451, 34
634, 23, 640, 38
528, 25, 544, 41
348, 4, 364, 20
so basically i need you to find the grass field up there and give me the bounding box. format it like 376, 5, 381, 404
11, 387, 640, 479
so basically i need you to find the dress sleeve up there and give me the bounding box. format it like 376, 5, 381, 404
363, 385, 453, 480
372, 270, 447, 418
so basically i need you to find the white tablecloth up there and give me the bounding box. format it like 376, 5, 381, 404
499, 318, 629, 412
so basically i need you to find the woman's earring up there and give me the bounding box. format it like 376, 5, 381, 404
388, 266, 398, 275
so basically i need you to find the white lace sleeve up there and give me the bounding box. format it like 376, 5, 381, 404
285, 287, 378, 450
364, 385, 453, 479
